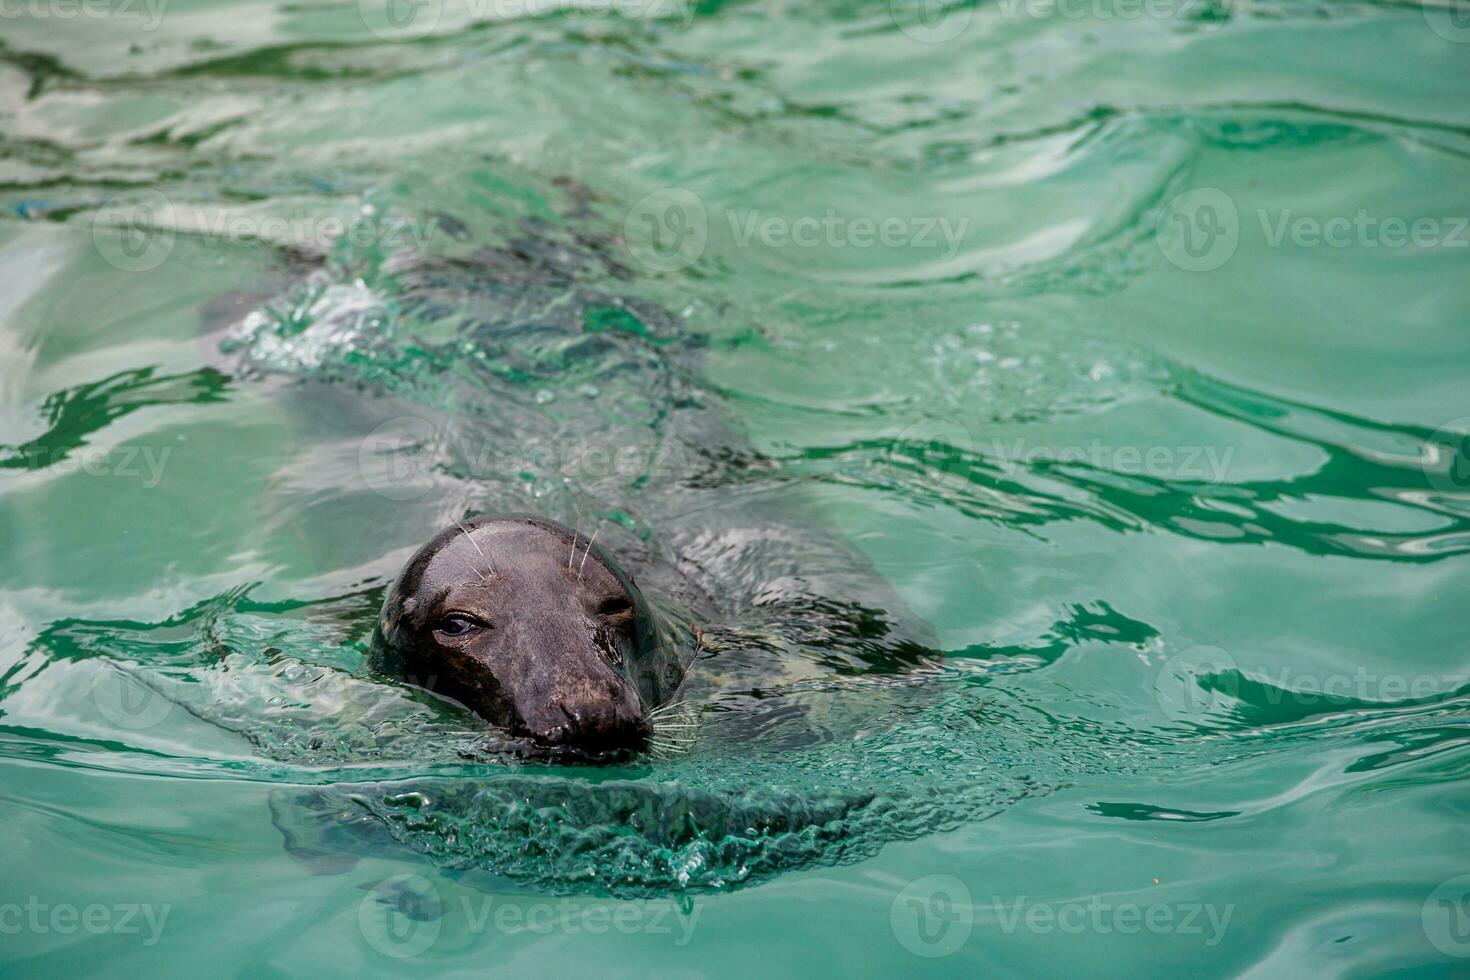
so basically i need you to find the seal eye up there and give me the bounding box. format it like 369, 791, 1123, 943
435, 614, 484, 638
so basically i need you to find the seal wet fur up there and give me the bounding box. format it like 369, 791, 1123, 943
368, 514, 694, 760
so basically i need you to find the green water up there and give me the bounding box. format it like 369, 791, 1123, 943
3, 0, 1470, 975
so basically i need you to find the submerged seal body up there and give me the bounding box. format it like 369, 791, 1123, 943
369, 514, 692, 760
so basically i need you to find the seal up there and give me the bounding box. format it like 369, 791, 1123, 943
368, 514, 693, 759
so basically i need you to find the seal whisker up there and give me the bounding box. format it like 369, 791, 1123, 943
568, 500, 584, 573
578, 525, 601, 578
454, 520, 494, 579
649, 740, 694, 755
446, 552, 487, 585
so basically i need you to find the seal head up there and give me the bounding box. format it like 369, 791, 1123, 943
369, 515, 687, 759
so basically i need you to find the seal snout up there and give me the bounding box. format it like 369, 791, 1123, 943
531, 684, 650, 756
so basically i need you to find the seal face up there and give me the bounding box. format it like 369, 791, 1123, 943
369, 515, 686, 760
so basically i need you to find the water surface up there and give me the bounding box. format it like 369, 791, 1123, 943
2, 0, 1469, 975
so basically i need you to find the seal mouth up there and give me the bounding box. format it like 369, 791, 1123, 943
474, 707, 653, 766
504, 730, 651, 766
517, 713, 652, 765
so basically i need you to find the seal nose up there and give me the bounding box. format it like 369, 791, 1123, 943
536, 684, 649, 755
